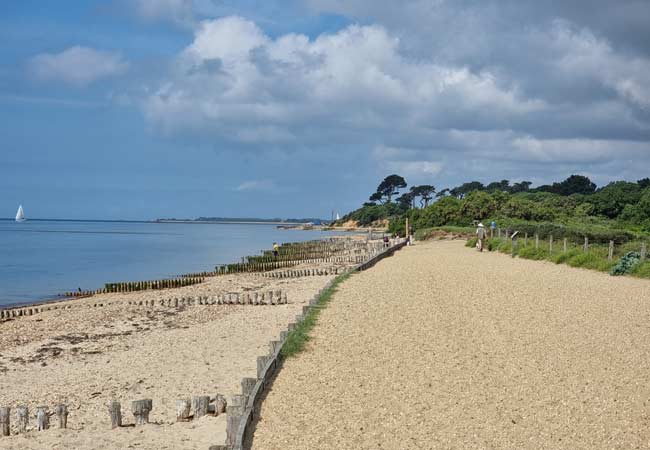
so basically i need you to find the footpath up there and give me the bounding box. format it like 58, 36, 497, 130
251, 240, 650, 450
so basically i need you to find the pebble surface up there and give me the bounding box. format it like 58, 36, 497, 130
251, 240, 650, 450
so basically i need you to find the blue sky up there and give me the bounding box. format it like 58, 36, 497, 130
1, 1, 649, 220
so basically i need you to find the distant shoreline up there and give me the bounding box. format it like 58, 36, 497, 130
0, 218, 323, 225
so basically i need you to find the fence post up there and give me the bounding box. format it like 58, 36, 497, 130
563, 238, 567, 253
490, 227, 493, 239
549, 235, 553, 255
584, 236, 589, 252
505, 229, 509, 239
512, 237, 517, 257
524, 232, 528, 246
498, 228, 501, 238
608, 240, 614, 261
0, 407, 9, 436
642, 243, 647, 261
535, 234, 539, 250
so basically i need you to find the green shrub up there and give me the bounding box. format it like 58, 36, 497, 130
551, 248, 581, 264
566, 253, 615, 272
631, 261, 650, 279
487, 238, 503, 251
517, 245, 549, 260
466, 237, 478, 248
610, 252, 641, 276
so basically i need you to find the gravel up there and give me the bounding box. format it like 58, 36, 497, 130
251, 240, 650, 450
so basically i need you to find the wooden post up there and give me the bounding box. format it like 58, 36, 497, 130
511, 237, 517, 257
225, 395, 245, 447
241, 378, 256, 404
257, 355, 269, 379
563, 238, 567, 253
498, 228, 501, 238
549, 235, 553, 255
505, 229, 509, 239
36, 406, 49, 431
55, 404, 68, 429
608, 240, 614, 261
176, 398, 191, 422
108, 401, 122, 429
490, 227, 493, 239
642, 243, 647, 260
214, 394, 227, 415
584, 236, 589, 252
192, 396, 210, 419
524, 232, 528, 246
535, 234, 539, 250
16, 406, 28, 433
131, 399, 152, 425
0, 407, 10, 436
405, 218, 409, 242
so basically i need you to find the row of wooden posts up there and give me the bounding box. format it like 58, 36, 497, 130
108, 394, 228, 429
0, 405, 68, 436
0, 290, 289, 321
262, 267, 343, 278
507, 232, 648, 261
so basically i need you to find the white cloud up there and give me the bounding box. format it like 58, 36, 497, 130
30, 46, 129, 87
234, 180, 276, 191
142, 17, 544, 143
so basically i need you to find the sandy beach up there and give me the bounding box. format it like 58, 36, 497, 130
0, 258, 348, 450
251, 239, 650, 450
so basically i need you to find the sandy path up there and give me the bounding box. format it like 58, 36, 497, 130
251, 240, 650, 450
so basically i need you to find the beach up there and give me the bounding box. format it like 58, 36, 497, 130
0, 254, 350, 449
251, 239, 650, 450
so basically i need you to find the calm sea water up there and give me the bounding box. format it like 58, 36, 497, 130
0, 220, 346, 307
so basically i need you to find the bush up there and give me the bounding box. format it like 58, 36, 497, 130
610, 252, 641, 276
631, 261, 650, 279
551, 248, 581, 264
466, 237, 478, 248
517, 245, 549, 260
566, 253, 615, 272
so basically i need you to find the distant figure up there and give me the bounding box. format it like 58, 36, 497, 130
273, 242, 280, 257
476, 223, 487, 252
383, 235, 390, 248
490, 221, 496, 230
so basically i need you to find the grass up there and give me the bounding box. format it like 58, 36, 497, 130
470, 237, 645, 278
281, 272, 352, 358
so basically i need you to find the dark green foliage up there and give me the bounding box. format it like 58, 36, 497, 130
372, 174, 407, 204
610, 252, 641, 276
537, 175, 596, 196
342, 202, 405, 227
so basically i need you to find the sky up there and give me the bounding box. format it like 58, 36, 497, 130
1, 0, 649, 220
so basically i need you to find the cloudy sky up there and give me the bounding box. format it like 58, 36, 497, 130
1, 0, 649, 220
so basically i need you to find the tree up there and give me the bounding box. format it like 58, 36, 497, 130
410, 185, 436, 207
436, 188, 450, 198
396, 191, 416, 210
486, 179, 510, 192
589, 181, 643, 218
638, 178, 650, 189
549, 175, 596, 196
510, 181, 532, 193
373, 174, 407, 203
369, 192, 383, 204
450, 181, 484, 199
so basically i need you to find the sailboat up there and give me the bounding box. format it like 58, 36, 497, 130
335, 213, 340, 221
15, 205, 26, 222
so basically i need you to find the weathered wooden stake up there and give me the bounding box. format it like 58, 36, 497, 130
108, 401, 122, 429
0, 407, 10, 436
642, 243, 647, 260
55, 404, 68, 429
36, 406, 49, 431
257, 355, 269, 379
524, 232, 528, 246
176, 398, 191, 422
214, 394, 227, 415
549, 235, 553, 255
241, 378, 256, 404
225, 395, 245, 447
563, 238, 567, 253
608, 240, 614, 261
192, 396, 210, 419
535, 234, 539, 250
584, 236, 589, 252
16, 406, 28, 433
131, 399, 152, 425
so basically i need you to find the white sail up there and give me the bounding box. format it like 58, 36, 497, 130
336, 213, 340, 220
15, 205, 25, 222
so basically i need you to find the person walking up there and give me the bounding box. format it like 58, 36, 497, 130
476, 223, 487, 252
273, 242, 280, 257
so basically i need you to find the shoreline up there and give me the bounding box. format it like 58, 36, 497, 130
0, 236, 383, 449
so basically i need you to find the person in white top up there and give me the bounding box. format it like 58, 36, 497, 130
476, 223, 487, 252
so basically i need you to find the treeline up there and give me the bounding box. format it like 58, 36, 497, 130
340, 174, 650, 234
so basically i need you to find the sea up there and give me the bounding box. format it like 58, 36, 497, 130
0, 219, 348, 307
